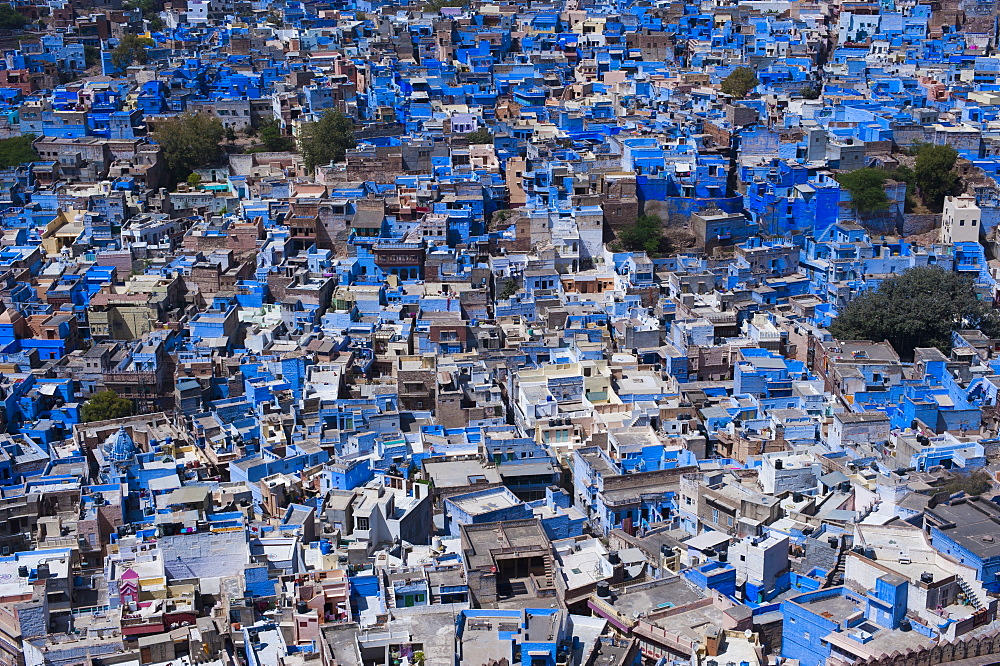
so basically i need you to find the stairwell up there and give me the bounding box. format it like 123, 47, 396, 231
823, 543, 848, 589
956, 575, 985, 610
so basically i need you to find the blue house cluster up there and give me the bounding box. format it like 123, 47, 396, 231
4, 1, 1000, 666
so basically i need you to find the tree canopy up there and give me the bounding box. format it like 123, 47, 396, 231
123, 0, 155, 13
84, 45, 102, 69
930, 469, 994, 498
300, 111, 357, 173
111, 34, 155, 69
499, 279, 519, 299
828, 266, 1000, 361
836, 168, 891, 215
152, 113, 225, 186
912, 143, 960, 212
0, 3, 27, 29
618, 214, 669, 255
464, 128, 493, 144
424, 0, 467, 10
799, 85, 821, 100
258, 119, 294, 151
835, 144, 961, 215
81, 390, 133, 423
720, 67, 759, 99
0, 134, 39, 167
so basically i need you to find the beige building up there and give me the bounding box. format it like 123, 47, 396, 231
940, 194, 981, 243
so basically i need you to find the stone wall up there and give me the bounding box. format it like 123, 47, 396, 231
901, 213, 941, 237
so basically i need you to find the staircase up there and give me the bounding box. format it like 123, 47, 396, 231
957, 575, 985, 610
823, 544, 848, 589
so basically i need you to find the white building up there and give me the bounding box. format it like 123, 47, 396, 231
759, 451, 820, 495
730, 534, 789, 603
940, 195, 981, 244
186, 0, 210, 24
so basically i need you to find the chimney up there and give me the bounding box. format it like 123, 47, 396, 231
704, 626, 721, 657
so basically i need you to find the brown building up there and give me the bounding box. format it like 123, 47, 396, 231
373, 242, 425, 281
679, 469, 782, 537
598, 173, 640, 231
396, 354, 436, 412
182, 218, 264, 259
460, 518, 558, 608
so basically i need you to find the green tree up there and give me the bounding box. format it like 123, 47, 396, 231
799, 85, 821, 99
111, 33, 154, 69
187, 172, 201, 188
464, 127, 493, 144
720, 67, 759, 99
81, 390, 133, 423
224, 125, 237, 142
489, 209, 514, 231
912, 143, 960, 212
618, 214, 667, 255
0, 4, 27, 29
259, 118, 293, 151
828, 266, 1000, 361
123, 0, 154, 13
300, 110, 357, 173
836, 168, 891, 215
499, 279, 519, 299
84, 45, 102, 69
125, 0, 162, 30
152, 113, 225, 186
931, 469, 994, 497
0, 134, 39, 167
424, 0, 466, 10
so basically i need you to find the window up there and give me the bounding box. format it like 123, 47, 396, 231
356, 517, 369, 530
727, 515, 734, 527
712, 508, 719, 523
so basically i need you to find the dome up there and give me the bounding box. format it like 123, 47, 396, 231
103, 426, 138, 463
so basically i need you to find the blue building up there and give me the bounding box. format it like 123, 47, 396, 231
925, 498, 1000, 594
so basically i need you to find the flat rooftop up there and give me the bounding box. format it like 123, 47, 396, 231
611, 576, 705, 621
927, 498, 1000, 558
462, 519, 549, 570
448, 488, 522, 516
425, 460, 501, 487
